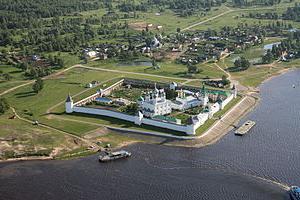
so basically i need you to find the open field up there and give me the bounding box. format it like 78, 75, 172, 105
87, 59, 227, 80
2, 0, 300, 160
0, 65, 26, 93
0, 110, 87, 160
1, 67, 187, 137
189, 2, 300, 31
79, 5, 231, 34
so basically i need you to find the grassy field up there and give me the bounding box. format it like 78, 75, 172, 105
0, 65, 26, 93
191, 1, 300, 31
0, 110, 87, 159
2, 67, 190, 137
78, 5, 231, 34
215, 37, 295, 87
2, 0, 300, 160
87, 59, 227, 79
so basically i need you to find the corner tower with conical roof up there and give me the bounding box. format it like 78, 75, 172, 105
65, 93, 73, 113
232, 84, 237, 98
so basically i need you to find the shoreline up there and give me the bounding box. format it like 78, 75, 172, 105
192, 67, 294, 148
0, 140, 138, 163
163, 95, 259, 148
261, 68, 292, 85
0, 68, 294, 163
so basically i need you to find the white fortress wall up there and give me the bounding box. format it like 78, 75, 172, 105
211, 102, 220, 115
195, 113, 210, 129
101, 79, 124, 96
142, 118, 188, 133
72, 106, 136, 122
74, 93, 99, 106
74, 79, 124, 106
222, 93, 234, 108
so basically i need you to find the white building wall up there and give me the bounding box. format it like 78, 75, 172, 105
222, 94, 234, 108
142, 118, 189, 133
211, 103, 220, 115
195, 113, 209, 128
74, 93, 99, 106
74, 79, 124, 106
72, 106, 136, 122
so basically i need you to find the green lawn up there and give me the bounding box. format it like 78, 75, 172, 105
0, 65, 27, 93
88, 59, 226, 80
0, 110, 86, 159
2, 67, 189, 137
191, 2, 300, 31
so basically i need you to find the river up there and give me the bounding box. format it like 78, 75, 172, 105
1, 70, 300, 200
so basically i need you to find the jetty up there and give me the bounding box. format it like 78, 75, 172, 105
235, 120, 256, 136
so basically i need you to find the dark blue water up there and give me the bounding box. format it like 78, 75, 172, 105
1, 70, 300, 200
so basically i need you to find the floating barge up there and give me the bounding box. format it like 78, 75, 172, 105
99, 150, 131, 162
235, 120, 256, 136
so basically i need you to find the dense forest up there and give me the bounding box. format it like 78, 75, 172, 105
0, 0, 294, 58
245, 3, 300, 21
283, 3, 300, 21
232, 0, 281, 7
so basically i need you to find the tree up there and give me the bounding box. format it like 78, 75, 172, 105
234, 57, 250, 71
57, 58, 65, 68
187, 63, 199, 74
32, 78, 44, 93
2, 73, 11, 81
221, 75, 230, 85
123, 103, 138, 115
0, 98, 9, 115
262, 50, 273, 64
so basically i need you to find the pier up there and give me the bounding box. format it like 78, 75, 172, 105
235, 120, 256, 136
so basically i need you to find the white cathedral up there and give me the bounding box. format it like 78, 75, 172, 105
138, 84, 210, 118
138, 84, 172, 118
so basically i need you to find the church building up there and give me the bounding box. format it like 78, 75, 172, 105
138, 84, 172, 118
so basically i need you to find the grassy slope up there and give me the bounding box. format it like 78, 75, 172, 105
0, 65, 26, 93
0, 110, 86, 159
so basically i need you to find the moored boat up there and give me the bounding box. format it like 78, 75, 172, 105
99, 150, 131, 162
235, 120, 256, 136
289, 186, 300, 200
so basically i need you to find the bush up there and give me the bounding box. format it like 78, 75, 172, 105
0, 98, 9, 115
